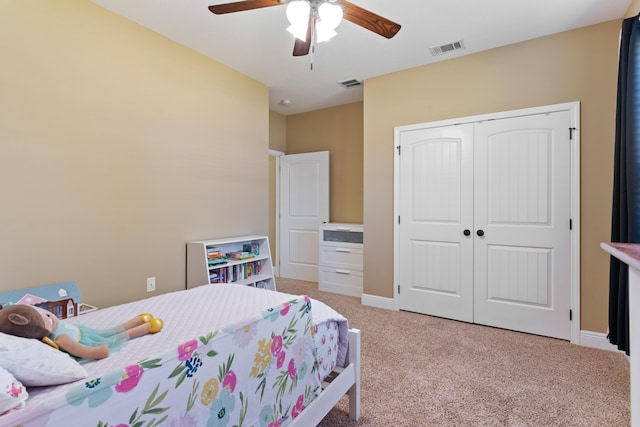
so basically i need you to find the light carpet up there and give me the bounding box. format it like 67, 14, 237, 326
276, 277, 630, 426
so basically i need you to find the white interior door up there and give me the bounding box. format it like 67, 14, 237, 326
279, 151, 329, 282
473, 111, 571, 340
397, 108, 573, 340
398, 124, 474, 322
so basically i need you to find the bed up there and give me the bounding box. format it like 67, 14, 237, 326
0, 284, 361, 426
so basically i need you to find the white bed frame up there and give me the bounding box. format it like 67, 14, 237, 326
291, 328, 361, 426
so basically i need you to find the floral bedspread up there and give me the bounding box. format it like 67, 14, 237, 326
6, 295, 321, 427
314, 321, 341, 375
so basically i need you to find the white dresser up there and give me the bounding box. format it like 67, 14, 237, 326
318, 223, 363, 297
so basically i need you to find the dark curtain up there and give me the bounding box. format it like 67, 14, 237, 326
609, 14, 640, 355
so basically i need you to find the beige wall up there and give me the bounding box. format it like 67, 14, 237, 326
287, 102, 364, 224
0, 2, 269, 308
364, 20, 621, 333
627, 0, 640, 17
269, 111, 287, 153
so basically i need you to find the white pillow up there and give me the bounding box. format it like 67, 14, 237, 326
0, 366, 27, 414
0, 332, 88, 386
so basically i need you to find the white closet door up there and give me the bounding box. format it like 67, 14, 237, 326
398, 124, 474, 322
473, 111, 571, 340
396, 109, 573, 340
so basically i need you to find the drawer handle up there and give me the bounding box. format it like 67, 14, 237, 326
335, 227, 351, 231
335, 269, 351, 275
335, 248, 351, 253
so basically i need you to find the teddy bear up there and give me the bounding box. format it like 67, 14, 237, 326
0, 304, 163, 360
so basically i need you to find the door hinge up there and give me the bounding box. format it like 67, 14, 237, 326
570, 309, 573, 321
569, 127, 577, 140
569, 218, 572, 230
397, 145, 401, 155
398, 216, 401, 225
397, 285, 400, 294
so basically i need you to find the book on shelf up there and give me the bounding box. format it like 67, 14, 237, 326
209, 271, 219, 283
208, 258, 228, 267
243, 243, 261, 256
207, 247, 222, 255
210, 266, 230, 284
226, 251, 255, 260
207, 247, 226, 263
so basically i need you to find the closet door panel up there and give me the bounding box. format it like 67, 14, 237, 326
486, 130, 550, 225
473, 111, 571, 340
397, 124, 474, 321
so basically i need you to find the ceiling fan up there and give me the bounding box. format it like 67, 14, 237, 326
208, 0, 401, 56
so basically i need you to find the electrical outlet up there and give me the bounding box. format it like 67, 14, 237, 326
146, 277, 156, 293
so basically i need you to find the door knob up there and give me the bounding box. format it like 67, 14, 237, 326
476, 229, 485, 237
463, 229, 471, 236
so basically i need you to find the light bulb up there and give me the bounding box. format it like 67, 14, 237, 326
286, 1, 311, 41
318, 2, 343, 30
286, 1, 310, 26
315, 22, 337, 43
287, 23, 309, 41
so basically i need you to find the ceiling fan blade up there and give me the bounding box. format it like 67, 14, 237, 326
292, 37, 312, 56
292, 12, 314, 56
339, 0, 401, 39
208, 0, 286, 15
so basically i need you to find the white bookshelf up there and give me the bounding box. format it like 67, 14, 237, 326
186, 235, 276, 291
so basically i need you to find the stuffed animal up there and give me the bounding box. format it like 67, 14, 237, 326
0, 304, 163, 360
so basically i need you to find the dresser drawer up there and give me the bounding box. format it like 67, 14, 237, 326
319, 223, 363, 249
319, 246, 363, 270
318, 267, 363, 297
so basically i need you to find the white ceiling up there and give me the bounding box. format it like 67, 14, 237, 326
92, 0, 630, 115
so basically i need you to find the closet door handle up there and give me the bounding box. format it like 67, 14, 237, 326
463, 229, 471, 236
476, 229, 485, 237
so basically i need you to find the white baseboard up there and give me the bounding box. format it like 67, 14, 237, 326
579, 330, 625, 353
361, 293, 396, 310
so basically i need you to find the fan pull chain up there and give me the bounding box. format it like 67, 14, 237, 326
309, 16, 316, 71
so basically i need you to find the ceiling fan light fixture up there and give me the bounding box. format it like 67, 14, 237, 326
318, 2, 343, 30
287, 23, 309, 41
209, 0, 401, 57
286, 1, 310, 25
315, 22, 336, 43
315, 2, 342, 43
286, 0, 311, 41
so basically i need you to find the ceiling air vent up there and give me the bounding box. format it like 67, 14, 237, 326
429, 40, 465, 56
338, 78, 362, 89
